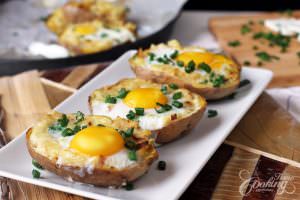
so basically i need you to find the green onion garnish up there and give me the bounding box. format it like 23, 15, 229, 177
105, 95, 117, 104
169, 83, 178, 90
228, 40, 241, 47
185, 60, 195, 73
157, 160, 166, 170
198, 62, 211, 73
32, 169, 40, 179
172, 100, 183, 108
117, 88, 129, 99
135, 108, 144, 116
126, 110, 136, 120
32, 160, 44, 170
208, 110, 218, 118
128, 150, 137, 161
172, 92, 182, 100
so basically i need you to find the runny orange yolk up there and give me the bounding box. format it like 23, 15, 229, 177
70, 126, 124, 156
176, 52, 214, 66
123, 88, 168, 109
176, 51, 234, 70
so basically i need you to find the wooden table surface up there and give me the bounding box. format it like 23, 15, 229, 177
1, 11, 300, 200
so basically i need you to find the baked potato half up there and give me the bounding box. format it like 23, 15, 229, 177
89, 78, 207, 143
26, 111, 158, 186
58, 20, 136, 55
46, 0, 129, 35
129, 40, 241, 100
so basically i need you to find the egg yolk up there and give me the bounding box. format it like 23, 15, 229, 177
210, 55, 235, 69
70, 126, 124, 156
176, 52, 214, 66
75, 24, 97, 35
123, 88, 168, 109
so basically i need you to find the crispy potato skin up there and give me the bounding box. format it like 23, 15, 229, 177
26, 129, 158, 187
131, 65, 240, 100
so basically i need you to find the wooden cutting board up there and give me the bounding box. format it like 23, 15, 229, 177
209, 11, 300, 87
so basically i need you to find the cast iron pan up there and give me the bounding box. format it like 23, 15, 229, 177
0, 13, 181, 75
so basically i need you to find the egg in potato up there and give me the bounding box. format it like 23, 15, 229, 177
89, 78, 207, 143
129, 40, 241, 100
46, 0, 129, 35
26, 111, 158, 186
59, 20, 136, 54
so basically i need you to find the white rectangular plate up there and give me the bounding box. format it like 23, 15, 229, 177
0, 51, 272, 200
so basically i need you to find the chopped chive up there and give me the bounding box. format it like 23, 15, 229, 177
123, 182, 134, 191
122, 127, 134, 138
105, 95, 117, 104
227, 92, 236, 100
148, 52, 156, 61
170, 50, 179, 59
239, 79, 251, 88
176, 60, 184, 67
161, 85, 168, 94
117, 88, 129, 99
125, 139, 137, 150
58, 114, 69, 127
128, 150, 137, 161
62, 128, 74, 137
126, 110, 136, 120
228, 40, 241, 47
256, 51, 279, 62
241, 24, 251, 35
208, 109, 218, 118
81, 125, 88, 129
198, 62, 211, 73
157, 161, 166, 170
210, 74, 225, 88
75, 111, 84, 123
169, 83, 178, 90
135, 108, 144, 116
32, 169, 40, 179
243, 60, 251, 66
157, 57, 169, 64
32, 160, 44, 170
185, 60, 195, 73
172, 100, 183, 108
97, 124, 105, 127
172, 92, 182, 100
155, 103, 172, 113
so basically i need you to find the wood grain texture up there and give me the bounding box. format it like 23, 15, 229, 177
0, 70, 84, 200
209, 11, 300, 87
226, 92, 300, 165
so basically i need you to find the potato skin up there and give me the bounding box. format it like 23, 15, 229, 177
26, 129, 158, 187
131, 64, 240, 100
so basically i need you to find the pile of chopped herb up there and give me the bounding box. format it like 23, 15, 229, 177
253, 32, 291, 52
256, 51, 279, 62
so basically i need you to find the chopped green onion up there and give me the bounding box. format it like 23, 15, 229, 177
73, 125, 81, 134
128, 150, 137, 161
75, 111, 84, 123
148, 52, 156, 61
243, 61, 251, 66
125, 139, 137, 150
228, 40, 241, 47
208, 110, 218, 118
123, 182, 134, 191
170, 50, 179, 59
57, 114, 69, 127
135, 108, 144, 116
155, 103, 172, 113
172, 100, 183, 108
160, 85, 168, 94
117, 88, 129, 99
185, 60, 195, 73
239, 79, 251, 88
198, 62, 211, 73
105, 95, 117, 104
62, 128, 74, 137
121, 127, 134, 138
172, 92, 182, 100
241, 24, 251, 35
169, 83, 178, 90
157, 161, 166, 170
176, 60, 184, 67
32, 169, 40, 179
256, 51, 279, 62
126, 110, 136, 120
32, 160, 44, 170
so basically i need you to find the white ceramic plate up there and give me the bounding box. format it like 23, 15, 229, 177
0, 51, 272, 200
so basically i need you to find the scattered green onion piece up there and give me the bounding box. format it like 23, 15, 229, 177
57, 114, 69, 127
198, 62, 211, 73
185, 60, 195, 73
169, 83, 178, 90
172, 100, 183, 108
128, 150, 137, 161
62, 128, 74, 137
172, 92, 182, 100
239, 79, 251, 88
176, 60, 184, 67
32, 160, 44, 170
117, 88, 129, 99
123, 182, 134, 191
32, 169, 40, 179
160, 85, 168, 94
241, 24, 251, 35
228, 40, 241, 47
105, 95, 117, 104
126, 110, 136, 120
157, 161, 166, 170
135, 108, 144, 116
125, 139, 137, 150
75, 111, 84, 123
208, 110, 218, 118
170, 50, 179, 59
148, 52, 156, 61
243, 61, 251, 66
